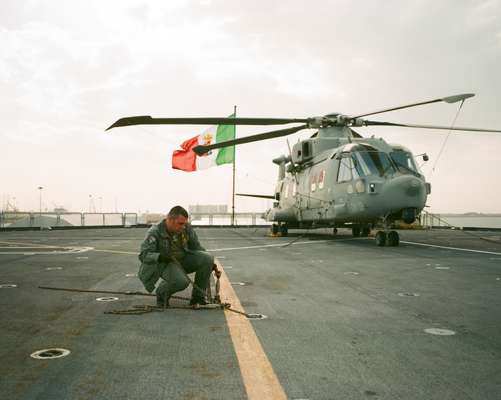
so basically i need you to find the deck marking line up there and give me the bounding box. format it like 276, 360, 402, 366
401, 241, 501, 256
217, 260, 287, 400
0, 240, 60, 248
92, 249, 137, 255
0, 241, 93, 254
209, 237, 367, 252
0, 246, 62, 249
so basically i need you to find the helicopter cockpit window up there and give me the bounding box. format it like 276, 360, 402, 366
351, 151, 395, 177
390, 151, 421, 176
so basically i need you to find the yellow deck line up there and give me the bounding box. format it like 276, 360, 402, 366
216, 259, 287, 400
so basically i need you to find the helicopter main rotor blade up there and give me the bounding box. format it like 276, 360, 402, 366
192, 124, 309, 156
364, 120, 501, 133
351, 93, 475, 119
106, 116, 309, 131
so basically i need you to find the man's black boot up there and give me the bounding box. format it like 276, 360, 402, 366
189, 297, 208, 309
156, 295, 169, 308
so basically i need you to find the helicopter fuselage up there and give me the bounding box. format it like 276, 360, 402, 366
265, 126, 430, 230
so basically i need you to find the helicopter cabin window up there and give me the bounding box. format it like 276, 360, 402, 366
337, 155, 359, 182
302, 141, 311, 158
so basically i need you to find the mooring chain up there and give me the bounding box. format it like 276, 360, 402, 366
38, 261, 252, 318
104, 301, 251, 317
105, 303, 230, 315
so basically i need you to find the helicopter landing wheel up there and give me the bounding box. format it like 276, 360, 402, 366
271, 224, 279, 235
279, 224, 288, 237
375, 231, 387, 246
361, 226, 371, 237
352, 225, 361, 237
387, 231, 400, 246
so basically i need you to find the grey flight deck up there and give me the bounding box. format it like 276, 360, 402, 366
0, 227, 500, 399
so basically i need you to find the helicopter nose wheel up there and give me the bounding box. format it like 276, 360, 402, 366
387, 230, 400, 246
375, 230, 400, 246
375, 231, 386, 246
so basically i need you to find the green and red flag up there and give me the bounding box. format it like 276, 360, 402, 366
172, 113, 235, 172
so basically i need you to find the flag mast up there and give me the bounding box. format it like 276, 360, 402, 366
231, 105, 237, 226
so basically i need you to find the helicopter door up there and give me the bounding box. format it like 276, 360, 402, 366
335, 154, 358, 212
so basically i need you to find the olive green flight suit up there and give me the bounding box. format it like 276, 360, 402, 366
138, 220, 213, 302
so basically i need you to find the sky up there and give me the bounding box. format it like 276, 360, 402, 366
1, 0, 500, 215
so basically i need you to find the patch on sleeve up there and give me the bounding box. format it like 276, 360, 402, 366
148, 236, 157, 244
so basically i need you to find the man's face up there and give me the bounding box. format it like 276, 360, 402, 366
166, 215, 188, 234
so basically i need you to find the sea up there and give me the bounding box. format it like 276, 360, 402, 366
431, 215, 501, 229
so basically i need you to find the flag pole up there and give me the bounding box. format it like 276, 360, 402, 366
231, 105, 237, 227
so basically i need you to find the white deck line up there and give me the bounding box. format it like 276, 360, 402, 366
401, 241, 501, 256
209, 237, 366, 252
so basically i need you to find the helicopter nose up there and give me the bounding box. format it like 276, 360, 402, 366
384, 175, 426, 203
405, 178, 422, 197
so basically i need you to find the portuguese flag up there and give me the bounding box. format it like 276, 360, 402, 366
172, 113, 236, 172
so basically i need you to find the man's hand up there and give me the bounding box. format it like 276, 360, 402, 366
213, 263, 222, 278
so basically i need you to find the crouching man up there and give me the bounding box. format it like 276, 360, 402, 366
138, 206, 213, 308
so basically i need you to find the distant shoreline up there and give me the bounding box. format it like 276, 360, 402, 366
433, 213, 501, 217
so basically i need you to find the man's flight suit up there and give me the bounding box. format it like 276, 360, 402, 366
138, 220, 213, 304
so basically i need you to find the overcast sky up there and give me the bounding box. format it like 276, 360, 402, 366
1, 0, 500, 215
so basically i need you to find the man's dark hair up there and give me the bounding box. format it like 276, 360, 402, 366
167, 206, 189, 219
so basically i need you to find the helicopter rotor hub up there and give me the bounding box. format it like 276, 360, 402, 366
307, 117, 325, 129
336, 114, 350, 125
351, 117, 365, 127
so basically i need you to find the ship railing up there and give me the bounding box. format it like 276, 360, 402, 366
0, 211, 138, 229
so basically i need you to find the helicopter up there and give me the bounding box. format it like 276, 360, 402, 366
106, 93, 501, 246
